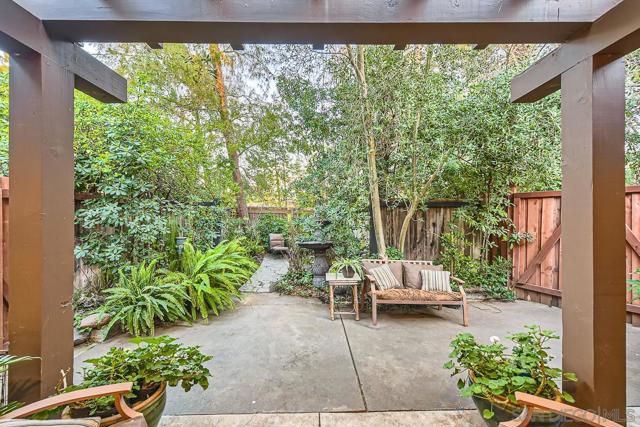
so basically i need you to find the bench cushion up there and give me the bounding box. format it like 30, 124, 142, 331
374, 288, 462, 302
402, 262, 442, 289
362, 260, 403, 285
368, 265, 402, 290
421, 269, 452, 292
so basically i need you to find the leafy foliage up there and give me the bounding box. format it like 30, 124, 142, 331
439, 229, 514, 300
164, 240, 257, 321
68, 336, 212, 416
101, 260, 188, 336
253, 214, 289, 249
444, 326, 577, 419
0, 354, 37, 416
329, 258, 364, 277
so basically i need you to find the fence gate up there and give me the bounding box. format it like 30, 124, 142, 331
511, 188, 640, 326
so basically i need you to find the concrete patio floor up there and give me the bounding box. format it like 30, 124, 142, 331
74, 293, 640, 423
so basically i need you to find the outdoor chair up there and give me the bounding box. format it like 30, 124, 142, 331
361, 259, 469, 327
500, 392, 623, 427
0, 382, 147, 427
268, 233, 289, 255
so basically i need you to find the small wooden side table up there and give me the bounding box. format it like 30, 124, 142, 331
325, 272, 360, 321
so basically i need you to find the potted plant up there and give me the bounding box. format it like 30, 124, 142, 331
63, 336, 211, 427
329, 258, 363, 279
444, 325, 577, 427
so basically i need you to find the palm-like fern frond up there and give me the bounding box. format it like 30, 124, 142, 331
102, 260, 188, 336
164, 240, 257, 322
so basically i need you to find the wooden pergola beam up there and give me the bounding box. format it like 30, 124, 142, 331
510, 0, 640, 103
0, 1, 127, 103
15, 0, 618, 45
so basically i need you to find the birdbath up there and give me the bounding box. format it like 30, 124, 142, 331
298, 241, 333, 288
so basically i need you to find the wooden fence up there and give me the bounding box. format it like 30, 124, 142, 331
511, 188, 640, 326
381, 201, 488, 261
247, 205, 312, 223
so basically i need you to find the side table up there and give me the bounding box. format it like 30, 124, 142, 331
325, 272, 360, 321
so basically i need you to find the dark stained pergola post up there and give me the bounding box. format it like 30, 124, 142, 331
8, 52, 76, 402
560, 55, 627, 424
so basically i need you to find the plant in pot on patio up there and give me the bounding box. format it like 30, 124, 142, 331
329, 258, 363, 279
443, 325, 577, 427
60, 336, 211, 427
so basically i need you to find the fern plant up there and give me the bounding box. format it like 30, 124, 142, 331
164, 240, 257, 322
0, 355, 37, 416
102, 260, 188, 336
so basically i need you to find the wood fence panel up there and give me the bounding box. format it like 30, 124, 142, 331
512, 188, 640, 324
380, 203, 486, 262
246, 206, 312, 223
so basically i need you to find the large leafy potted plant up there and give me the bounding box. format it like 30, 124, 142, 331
444, 325, 577, 427
65, 336, 211, 427
329, 258, 363, 279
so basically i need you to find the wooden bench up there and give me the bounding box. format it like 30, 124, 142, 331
361, 259, 469, 327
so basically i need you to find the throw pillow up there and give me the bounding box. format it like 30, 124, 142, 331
420, 269, 452, 293
369, 264, 403, 291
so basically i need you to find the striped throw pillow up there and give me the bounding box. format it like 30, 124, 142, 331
420, 269, 452, 293
369, 265, 402, 291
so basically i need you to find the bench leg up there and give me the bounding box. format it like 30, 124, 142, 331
462, 299, 469, 327
371, 294, 378, 326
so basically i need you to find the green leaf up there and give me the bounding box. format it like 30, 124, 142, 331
482, 409, 495, 420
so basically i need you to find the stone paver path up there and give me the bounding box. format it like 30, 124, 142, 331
240, 253, 289, 293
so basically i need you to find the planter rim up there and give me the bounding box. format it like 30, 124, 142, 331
101, 382, 167, 426
468, 371, 562, 416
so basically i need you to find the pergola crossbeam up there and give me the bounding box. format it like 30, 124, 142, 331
510, 0, 640, 103
0, 1, 127, 103
13, 0, 620, 45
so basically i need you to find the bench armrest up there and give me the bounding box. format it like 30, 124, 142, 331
1, 382, 142, 421
451, 276, 465, 284
499, 392, 623, 427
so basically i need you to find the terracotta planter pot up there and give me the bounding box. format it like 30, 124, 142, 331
468, 373, 562, 427
101, 382, 167, 427
341, 266, 355, 278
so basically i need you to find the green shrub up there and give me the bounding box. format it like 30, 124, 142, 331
67, 336, 211, 416
164, 240, 257, 321
253, 214, 289, 249
101, 260, 188, 336
439, 230, 514, 300
274, 269, 320, 298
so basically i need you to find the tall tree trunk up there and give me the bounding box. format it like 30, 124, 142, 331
210, 44, 248, 218
398, 111, 421, 255
348, 45, 387, 257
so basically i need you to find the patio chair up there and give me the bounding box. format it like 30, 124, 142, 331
499, 392, 623, 427
0, 382, 147, 427
268, 233, 288, 255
